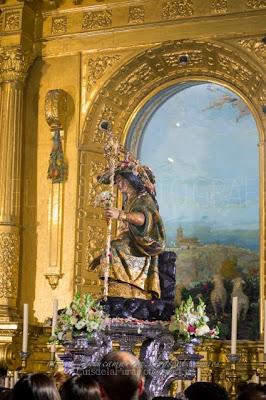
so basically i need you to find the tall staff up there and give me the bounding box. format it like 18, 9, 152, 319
99, 121, 119, 300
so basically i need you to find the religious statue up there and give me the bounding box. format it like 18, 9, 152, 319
91, 159, 166, 300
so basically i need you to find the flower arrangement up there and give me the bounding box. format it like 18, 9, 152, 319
169, 296, 219, 341
50, 293, 109, 344
94, 191, 114, 208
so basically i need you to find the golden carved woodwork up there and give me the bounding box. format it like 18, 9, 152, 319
44, 89, 68, 289
45, 89, 67, 131
0, 232, 18, 299
93, 106, 119, 144
87, 55, 121, 90
81, 40, 265, 154
128, 6, 145, 24
0, 339, 20, 370
0, 42, 32, 324
0, 82, 24, 223
162, 0, 194, 19
211, 0, 228, 14
75, 151, 106, 296
259, 88, 266, 104
0, 47, 30, 83
82, 9, 112, 31
87, 160, 106, 207
116, 63, 156, 97
0, 0, 264, 376
45, 183, 65, 290
40, 0, 266, 41
85, 225, 105, 266
237, 38, 266, 65
51, 16, 67, 34
246, 0, 266, 9
4, 11, 21, 31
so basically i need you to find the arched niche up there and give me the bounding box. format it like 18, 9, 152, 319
78, 39, 266, 334
127, 80, 260, 339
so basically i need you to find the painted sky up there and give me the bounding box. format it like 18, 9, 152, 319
139, 83, 259, 249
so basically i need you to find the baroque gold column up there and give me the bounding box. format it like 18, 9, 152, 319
0, 47, 30, 321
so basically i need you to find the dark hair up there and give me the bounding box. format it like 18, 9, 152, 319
184, 382, 229, 400
12, 373, 60, 400
139, 391, 149, 400
152, 397, 175, 400
52, 372, 70, 390
59, 375, 100, 400
0, 388, 12, 400
237, 383, 266, 400
116, 171, 146, 194
116, 171, 159, 210
99, 351, 143, 400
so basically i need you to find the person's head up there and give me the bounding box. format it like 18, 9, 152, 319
237, 383, 266, 400
0, 388, 12, 400
52, 371, 70, 390
184, 382, 229, 400
99, 351, 144, 400
115, 172, 145, 195
59, 375, 100, 400
12, 373, 60, 400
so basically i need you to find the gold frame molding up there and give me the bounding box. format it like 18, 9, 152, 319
77, 38, 266, 333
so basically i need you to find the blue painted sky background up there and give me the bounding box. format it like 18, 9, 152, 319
139, 83, 259, 251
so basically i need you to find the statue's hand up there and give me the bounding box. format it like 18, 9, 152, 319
105, 207, 120, 220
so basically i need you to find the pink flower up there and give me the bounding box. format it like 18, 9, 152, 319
188, 325, 196, 333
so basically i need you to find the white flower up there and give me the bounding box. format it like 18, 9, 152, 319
187, 314, 198, 325
195, 325, 210, 336
94, 191, 114, 208
75, 320, 86, 330
88, 321, 99, 331
70, 316, 78, 325
65, 307, 73, 316
57, 331, 63, 340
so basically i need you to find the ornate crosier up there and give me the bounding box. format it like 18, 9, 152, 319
99, 121, 119, 300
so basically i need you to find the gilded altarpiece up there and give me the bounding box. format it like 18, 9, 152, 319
0, 0, 264, 376
78, 39, 266, 336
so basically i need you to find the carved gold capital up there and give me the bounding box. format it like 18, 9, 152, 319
0, 47, 30, 83
45, 89, 67, 131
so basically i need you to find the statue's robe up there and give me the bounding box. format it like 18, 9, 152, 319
98, 192, 166, 299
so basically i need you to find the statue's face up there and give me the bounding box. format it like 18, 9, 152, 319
115, 175, 130, 194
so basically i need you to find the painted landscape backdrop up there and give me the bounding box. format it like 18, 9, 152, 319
139, 82, 259, 339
